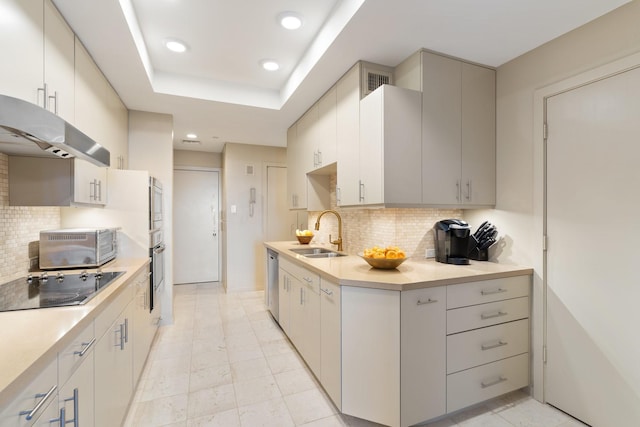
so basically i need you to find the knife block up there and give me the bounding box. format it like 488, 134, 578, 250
468, 235, 489, 261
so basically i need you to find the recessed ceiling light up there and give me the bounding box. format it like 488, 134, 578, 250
165, 39, 187, 53
279, 12, 303, 30
186, 133, 197, 139
261, 60, 280, 71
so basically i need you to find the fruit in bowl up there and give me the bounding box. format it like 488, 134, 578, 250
361, 246, 407, 269
296, 229, 314, 244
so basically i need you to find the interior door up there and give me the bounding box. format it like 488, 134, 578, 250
545, 66, 640, 426
174, 169, 220, 284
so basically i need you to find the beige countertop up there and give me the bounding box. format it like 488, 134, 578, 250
0, 257, 149, 409
265, 241, 532, 291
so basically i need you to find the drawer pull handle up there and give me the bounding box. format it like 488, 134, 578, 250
74, 337, 96, 357
20, 385, 57, 420
303, 277, 313, 284
481, 311, 507, 320
481, 376, 507, 389
481, 288, 507, 296
321, 288, 333, 296
481, 340, 508, 351
417, 298, 438, 305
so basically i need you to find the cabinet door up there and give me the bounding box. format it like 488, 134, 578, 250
278, 269, 292, 335
44, 0, 75, 122
358, 87, 383, 205
0, 0, 44, 105
59, 351, 95, 427
286, 124, 306, 209
133, 271, 156, 384
421, 52, 462, 205
74, 38, 108, 146
104, 83, 129, 169
73, 159, 107, 205
461, 63, 495, 206
94, 303, 133, 427
401, 287, 446, 425
289, 277, 321, 375
297, 103, 319, 174
316, 86, 337, 168
336, 64, 361, 206
320, 279, 341, 409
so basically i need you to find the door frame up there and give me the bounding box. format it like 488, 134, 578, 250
532, 51, 640, 402
173, 166, 222, 283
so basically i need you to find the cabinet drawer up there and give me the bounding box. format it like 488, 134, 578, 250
447, 275, 530, 309
447, 353, 529, 413
447, 297, 529, 334
447, 319, 529, 374
59, 320, 95, 387
0, 357, 58, 426
281, 258, 320, 294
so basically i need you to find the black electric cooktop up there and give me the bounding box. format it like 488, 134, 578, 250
0, 271, 125, 312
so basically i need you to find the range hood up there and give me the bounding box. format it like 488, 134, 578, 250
0, 94, 110, 167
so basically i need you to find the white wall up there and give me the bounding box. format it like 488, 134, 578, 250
463, 1, 640, 400
129, 110, 175, 324
174, 149, 222, 168
222, 143, 286, 292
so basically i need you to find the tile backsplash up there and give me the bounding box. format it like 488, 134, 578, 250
308, 175, 463, 257
0, 154, 60, 279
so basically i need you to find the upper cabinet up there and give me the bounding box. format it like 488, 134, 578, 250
0, 0, 128, 169
336, 64, 361, 206
356, 84, 422, 206
75, 38, 129, 169
396, 50, 496, 208
0, 0, 74, 120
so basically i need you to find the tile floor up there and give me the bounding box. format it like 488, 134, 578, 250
123, 282, 587, 427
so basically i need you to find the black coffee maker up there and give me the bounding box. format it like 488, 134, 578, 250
433, 219, 471, 265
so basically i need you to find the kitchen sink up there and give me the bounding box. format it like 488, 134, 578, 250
290, 247, 346, 258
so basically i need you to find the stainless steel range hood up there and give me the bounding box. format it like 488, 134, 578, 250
0, 94, 110, 167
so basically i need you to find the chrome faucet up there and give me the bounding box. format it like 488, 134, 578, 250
314, 210, 343, 252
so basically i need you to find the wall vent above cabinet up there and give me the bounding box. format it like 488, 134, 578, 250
361, 62, 394, 98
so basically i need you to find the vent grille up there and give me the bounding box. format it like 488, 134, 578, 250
47, 233, 88, 241
367, 72, 390, 93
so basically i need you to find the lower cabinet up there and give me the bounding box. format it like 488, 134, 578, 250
320, 279, 341, 409
401, 287, 446, 426
94, 301, 134, 427
59, 349, 94, 427
133, 268, 156, 385
274, 255, 531, 427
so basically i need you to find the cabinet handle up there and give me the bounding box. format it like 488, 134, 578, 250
97, 180, 102, 202
480, 311, 508, 320
63, 388, 79, 427
321, 287, 333, 296
117, 323, 125, 350
300, 287, 304, 305
417, 298, 437, 305
124, 317, 129, 343
48, 91, 58, 115
456, 180, 461, 202
89, 180, 96, 201
359, 181, 365, 202
465, 180, 471, 201
336, 187, 341, 204
481, 376, 507, 389
37, 83, 48, 109
303, 277, 313, 284
481, 288, 507, 296
51, 407, 64, 427
318, 150, 322, 166
19, 385, 57, 420
481, 340, 508, 351
74, 337, 96, 357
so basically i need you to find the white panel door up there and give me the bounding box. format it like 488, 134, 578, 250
174, 169, 220, 284
545, 66, 640, 426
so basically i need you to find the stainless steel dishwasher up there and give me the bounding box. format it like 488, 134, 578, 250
266, 249, 279, 321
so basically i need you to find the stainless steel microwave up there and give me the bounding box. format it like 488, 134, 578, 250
39, 228, 118, 269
